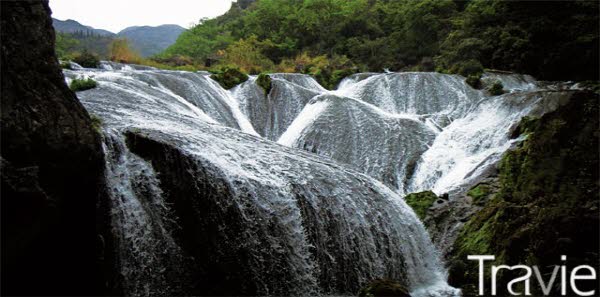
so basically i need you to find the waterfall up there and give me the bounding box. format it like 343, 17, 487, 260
102, 130, 191, 296
63, 62, 579, 297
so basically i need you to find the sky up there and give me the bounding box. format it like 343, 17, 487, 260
49, 0, 235, 33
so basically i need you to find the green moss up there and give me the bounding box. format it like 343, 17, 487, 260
358, 279, 410, 297
467, 184, 491, 205
256, 73, 272, 95
487, 81, 505, 95
448, 91, 599, 296
465, 74, 482, 89
89, 114, 103, 133
70, 78, 97, 92
404, 191, 438, 221
210, 66, 249, 89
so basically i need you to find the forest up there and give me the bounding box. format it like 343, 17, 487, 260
156, 0, 598, 82
56, 0, 599, 90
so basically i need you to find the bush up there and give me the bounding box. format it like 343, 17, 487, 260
256, 73, 272, 95
73, 50, 99, 68
465, 74, 482, 89
487, 81, 505, 96
210, 66, 249, 89
70, 78, 97, 92
453, 59, 484, 77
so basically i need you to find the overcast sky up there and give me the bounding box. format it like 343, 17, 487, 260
49, 0, 235, 33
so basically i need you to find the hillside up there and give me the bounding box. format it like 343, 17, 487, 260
53, 18, 185, 58
52, 18, 115, 36
117, 24, 185, 57
160, 0, 599, 81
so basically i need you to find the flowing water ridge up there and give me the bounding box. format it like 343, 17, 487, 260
64, 62, 575, 296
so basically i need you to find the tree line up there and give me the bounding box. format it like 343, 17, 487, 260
158, 0, 598, 82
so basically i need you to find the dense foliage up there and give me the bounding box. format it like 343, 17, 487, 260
159, 0, 598, 81
72, 49, 99, 68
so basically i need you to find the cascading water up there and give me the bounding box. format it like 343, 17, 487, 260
65, 64, 459, 296
278, 71, 575, 197
64, 61, 576, 296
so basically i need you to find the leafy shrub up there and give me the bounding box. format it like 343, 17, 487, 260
487, 81, 505, 95
465, 74, 482, 89
109, 38, 142, 64
256, 73, 272, 95
70, 78, 97, 92
73, 50, 99, 68
210, 66, 248, 89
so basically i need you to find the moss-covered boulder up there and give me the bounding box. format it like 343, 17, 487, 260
465, 74, 482, 89
358, 279, 411, 297
210, 66, 249, 89
466, 184, 492, 205
487, 81, 505, 95
256, 73, 272, 95
404, 191, 438, 221
448, 91, 599, 296
70, 78, 97, 92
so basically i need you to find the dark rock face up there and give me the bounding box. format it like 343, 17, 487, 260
447, 91, 599, 296
1, 1, 105, 295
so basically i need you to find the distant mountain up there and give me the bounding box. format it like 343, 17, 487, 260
52, 18, 115, 36
52, 18, 185, 58
117, 25, 185, 57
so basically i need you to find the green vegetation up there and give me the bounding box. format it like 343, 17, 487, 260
256, 73, 272, 95
465, 75, 481, 89
358, 279, 410, 297
70, 78, 97, 91
72, 49, 99, 68
466, 184, 491, 205
158, 0, 597, 82
448, 91, 599, 296
487, 81, 505, 96
404, 191, 438, 221
59, 61, 72, 70
55, 33, 79, 60
210, 66, 249, 89
89, 114, 103, 133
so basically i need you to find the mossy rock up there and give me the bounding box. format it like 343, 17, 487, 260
467, 184, 491, 205
89, 114, 103, 134
256, 73, 272, 95
448, 91, 599, 296
465, 74, 482, 89
358, 279, 411, 297
210, 67, 249, 89
404, 190, 438, 221
487, 81, 505, 96
70, 78, 97, 92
